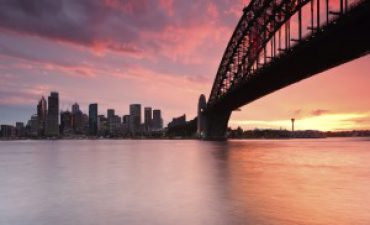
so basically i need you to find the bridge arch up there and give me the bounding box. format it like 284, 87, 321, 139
201, 0, 369, 139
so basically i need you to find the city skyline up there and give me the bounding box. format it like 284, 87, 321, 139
1, 92, 168, 126
0, 0, 369, 131
0, 91, 165, 138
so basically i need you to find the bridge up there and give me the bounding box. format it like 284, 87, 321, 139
195, 0, 370, 140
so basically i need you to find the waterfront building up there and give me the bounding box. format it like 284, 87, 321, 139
129, 104, 141, 134
81, 113, 89, 134
122, 115, 130, 124
97, 115, 108, 136
107, 109, 115, 135
89, 103, 98, 135
71, 107, 86, 135
1, 125, 16, 138
144, 107, 152, 132
15, 122, 25, 137
168, 114, 186, 128
152, 109, 163, 130
107, 109, 115, 120
27, 115, 39, 137
71, 103, 80, 114
122, 115, 130, 135
46, 92, 59, 136
108, 115, 122, 136
60, 111, 73, 135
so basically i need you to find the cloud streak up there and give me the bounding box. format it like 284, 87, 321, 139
0, 0, 236, 60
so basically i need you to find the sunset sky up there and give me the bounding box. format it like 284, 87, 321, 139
0, 0, 369, 131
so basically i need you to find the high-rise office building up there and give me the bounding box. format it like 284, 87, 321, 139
129, 104, 141, 134
81, 113, 89, 134
97, 115, 108, 136
89, 103, 98, 135
37, 96, 47, 135
71, 103, 80, 114
16, 122, 25, 137
60, 111, 73, 135
46, 92, 59, 136
107, 109, 115, 134
144, 107, 152, 131
71, 102, 86, 134
28, 115, 39, 137
113, 115, 122, 136
122, 115, 130, 124
122, 115, 130, 135
152, 109, 163, 130
107, 109, 115, 119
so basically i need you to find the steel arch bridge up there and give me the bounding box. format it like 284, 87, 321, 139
197, 0, 370, 139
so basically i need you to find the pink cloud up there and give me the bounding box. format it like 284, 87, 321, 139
141, 22, 231, 64
159, 0, 174, 16
0, 81, 52, 106
0, 53, 97, 78
103, 0, 149, 14
207, 2, 219, 19
311, 109, 331, 116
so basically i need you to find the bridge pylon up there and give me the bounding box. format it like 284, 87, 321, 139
197, 94, 231, 140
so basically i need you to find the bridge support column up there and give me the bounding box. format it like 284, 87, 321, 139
203, 110, 231, 141
197, 94, 231, 140
197, 95, 207, 138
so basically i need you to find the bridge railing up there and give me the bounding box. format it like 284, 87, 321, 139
252, 0, 363, 70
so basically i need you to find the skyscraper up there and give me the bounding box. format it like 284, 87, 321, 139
152, 109, 163, 130
107, 109, 115, 119
15, 122, 25, 137
60, 111, 73, 135
27, 115, 39, 137
129, 104, 141, 134
71, 103, 80, 114
122, 115, 130, 135
97, 115, 108, 136
107, 109, 115, 135
144, 107, 152, 132
46, 92, 59, 136
37, 96, 47, 136
89, 103, 98, 135
71, 103, 86, 134
113, 115, 122, 136
122, 115, 130, 124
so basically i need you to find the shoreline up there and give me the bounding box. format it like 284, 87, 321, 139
1, 136, 369, 141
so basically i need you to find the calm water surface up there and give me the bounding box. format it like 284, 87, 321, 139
1, 138, 370, 225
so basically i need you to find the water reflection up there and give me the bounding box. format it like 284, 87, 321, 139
210, 139, 370, 225
0, 139, 370, 225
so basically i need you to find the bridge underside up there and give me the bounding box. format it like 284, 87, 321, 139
204, 3, 370, 140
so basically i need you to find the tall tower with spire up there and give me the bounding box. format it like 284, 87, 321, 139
37, 96, 47, 136
46, 92, 59, 136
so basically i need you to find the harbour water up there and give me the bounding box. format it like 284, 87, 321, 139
1, 138, 370, 225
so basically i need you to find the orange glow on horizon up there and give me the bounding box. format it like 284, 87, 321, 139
230, 112, 370, 131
